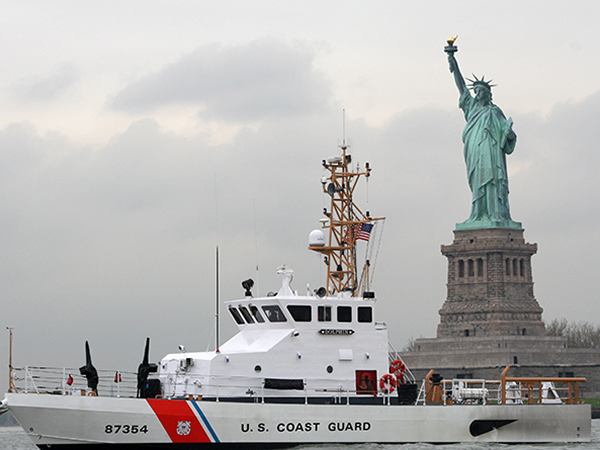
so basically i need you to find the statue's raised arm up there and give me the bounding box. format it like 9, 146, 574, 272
444, 37, 521, 231
445, 36, 466, 95
448, 52, 467, 95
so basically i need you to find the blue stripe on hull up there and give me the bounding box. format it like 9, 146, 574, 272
189, 401, 220, 443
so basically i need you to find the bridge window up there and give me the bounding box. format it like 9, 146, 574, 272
262, 305, 287, 322
505, 258, 511, 276
250, 305, 265, 323
238, 306, 255, 324
477, 258, 484, 277
287, 305, 312, 322
228, 307, 244, 325
468, 259, 474, 277
357, 306, 372, 323
337, 306, 352, 323
318, 305, 332, 322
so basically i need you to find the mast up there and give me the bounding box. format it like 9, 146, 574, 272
309, 141, 384, 296
215, 246, 220, 352
7, 327, 16, 393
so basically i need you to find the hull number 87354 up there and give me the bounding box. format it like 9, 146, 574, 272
105, 424, 149, 434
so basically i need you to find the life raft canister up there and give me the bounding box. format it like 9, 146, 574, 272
359, 372, 373, 389
358, 372, 377, 397
379, 373, 397, 393
390, 359, 406, 384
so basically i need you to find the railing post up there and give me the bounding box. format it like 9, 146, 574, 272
568, 381, 575, 404
568, 381, 573, 404
423, 369, 435, 405
304, 380, 307, 405
500, 365, 510, 405
442, 381, 447, 406
482, 380, 486, 405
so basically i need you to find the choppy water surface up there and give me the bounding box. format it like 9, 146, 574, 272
1, 421, 598, 449
0, 426, 36, 449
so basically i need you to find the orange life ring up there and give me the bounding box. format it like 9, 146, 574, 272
396, 372, 406, 384
380, 373, 397, 393
390, 359, 406, 375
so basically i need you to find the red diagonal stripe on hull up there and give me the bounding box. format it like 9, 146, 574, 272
147, 399, 211, 443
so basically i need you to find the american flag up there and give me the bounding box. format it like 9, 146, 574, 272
345, 223, 374, 242
355, 223, 373, 241
356, 223, 373, 241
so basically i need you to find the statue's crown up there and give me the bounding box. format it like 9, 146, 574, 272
466, 75, 496, 91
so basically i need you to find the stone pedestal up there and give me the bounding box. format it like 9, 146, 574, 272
437, 228, 545, 338
396, 227, 600, 396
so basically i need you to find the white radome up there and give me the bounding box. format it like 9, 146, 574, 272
308, 229, 325, 247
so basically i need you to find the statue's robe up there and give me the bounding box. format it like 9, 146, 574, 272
459, 89, 516, 223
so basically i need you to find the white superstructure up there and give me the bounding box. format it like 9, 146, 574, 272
159, 268, 391, 402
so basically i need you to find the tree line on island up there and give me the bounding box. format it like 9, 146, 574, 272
545, 319, 600, 349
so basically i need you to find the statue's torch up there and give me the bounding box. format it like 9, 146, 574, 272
444, 35, 458, 54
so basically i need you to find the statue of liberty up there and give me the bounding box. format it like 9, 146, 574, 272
445, 37, 521, 230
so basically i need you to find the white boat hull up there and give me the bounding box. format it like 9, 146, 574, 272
6, 393, 591, 447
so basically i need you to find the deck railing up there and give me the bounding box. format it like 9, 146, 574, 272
500, 365, 586, 405
419, 367, 586, 406
11, 366, 400, 404
12, 366, 138, 398
420, 370, 500, 405
10, 365, 586, 407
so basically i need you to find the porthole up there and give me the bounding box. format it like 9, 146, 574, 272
254, 365, 262, 373
326, 365, 333, 374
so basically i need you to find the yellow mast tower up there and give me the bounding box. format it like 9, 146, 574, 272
309, 140, 384, 296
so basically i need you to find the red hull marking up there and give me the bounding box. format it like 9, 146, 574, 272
147, 399, 211, 443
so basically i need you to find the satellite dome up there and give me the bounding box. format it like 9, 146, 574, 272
308, 229, 325, 247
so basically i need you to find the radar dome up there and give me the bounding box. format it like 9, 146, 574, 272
308, 229, 325, 247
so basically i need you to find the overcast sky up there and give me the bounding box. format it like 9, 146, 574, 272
1, 1, 599, 391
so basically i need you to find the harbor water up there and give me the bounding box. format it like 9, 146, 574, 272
1, 421, 599, 450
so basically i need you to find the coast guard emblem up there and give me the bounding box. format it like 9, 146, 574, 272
177, 421, 191, 436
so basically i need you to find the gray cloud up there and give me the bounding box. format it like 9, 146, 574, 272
10, 64, 78, 102
109, 38, 332, 122
510, 91, 600, 233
